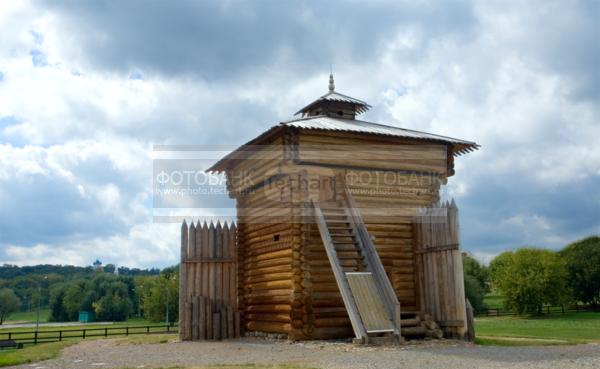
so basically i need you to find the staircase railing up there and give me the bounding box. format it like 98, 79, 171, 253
342, 187, 402, 337
310, 199, 368, 342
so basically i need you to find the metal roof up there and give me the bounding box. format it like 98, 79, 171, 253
283, 115, 477, 148
295, 91, 372, 116
208, 115, 479, 172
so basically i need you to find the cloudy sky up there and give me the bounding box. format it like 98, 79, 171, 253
0, 0, 598, 268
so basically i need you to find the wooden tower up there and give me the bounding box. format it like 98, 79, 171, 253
206, 75, 479, 343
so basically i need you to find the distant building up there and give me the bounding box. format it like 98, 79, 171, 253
92, 259, 102, 271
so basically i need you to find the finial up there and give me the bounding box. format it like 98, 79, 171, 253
328, 73, 335, 92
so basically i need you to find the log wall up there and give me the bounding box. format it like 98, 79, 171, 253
218, 128, 468, 340
298, 132, 449, 175
236, 175, 298, 336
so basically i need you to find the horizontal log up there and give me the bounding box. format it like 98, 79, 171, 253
244, 257, 291, 270
245, 296, 292, 305
402, 326, 427, 336
244, 224, 292, 245
313, 307, 348, 314
314, 317, 351, 328
245, 288, 292, 297
246, 264, 292, 276
244, 249, 293, 263
396, 290, 416, 298
310, 274, 337, 283
362, 216, 416, 224
183, 258, 236, 263
246, 313, 291, 323
391, 274, 415, 282
311, 295, 344, 305
244, 272, 294, 284
365, 224, 412, 231
243, 222, 291, 238
245, 243, 292, 258
246, 321, 291, 334
299, 144, 447, 161
373, 244, 413, 252
392, 281, 415, 289
373, 238, 413, 245
246, 279, 292, 290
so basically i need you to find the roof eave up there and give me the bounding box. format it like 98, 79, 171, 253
206, 125, 287, 173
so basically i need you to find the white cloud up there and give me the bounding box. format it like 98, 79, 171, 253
0, 0, 598, 267
3, 222, 180, 268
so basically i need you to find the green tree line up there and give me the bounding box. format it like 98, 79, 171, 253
0, 264, 175, 325
463, 236, 600, 314
0, 263, 160, 314
47, 267, 179, 323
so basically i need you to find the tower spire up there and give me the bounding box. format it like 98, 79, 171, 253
328, 73, 335, 92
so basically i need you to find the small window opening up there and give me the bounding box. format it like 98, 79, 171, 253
273, 234, 280, 242
337, 110, 344, 116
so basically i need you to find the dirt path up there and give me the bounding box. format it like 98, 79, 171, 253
6, 338, 600, 369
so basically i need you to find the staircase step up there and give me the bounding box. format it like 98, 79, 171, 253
333, 244, 359, 251
321, 209, 346, 215
329, 230, 355, 236
326, 225, 353, 230
331, 237, 356, 244
324, 219, 352, 224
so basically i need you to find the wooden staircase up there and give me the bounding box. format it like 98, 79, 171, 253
311, 188, 402, 344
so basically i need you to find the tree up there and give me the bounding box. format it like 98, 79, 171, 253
0, 288, 21, 324
92, 279, 132, 321
141, 274, 179, 323
104, 264, 116, 274
462, 254, 489, 312
463, 254, 490, 293
560, 236, 600, 305
48, 283, 69, 322
464, 274, 486, 312
93, 292, 132, 321
63, 279, 94, 320
490, 248, 570, 314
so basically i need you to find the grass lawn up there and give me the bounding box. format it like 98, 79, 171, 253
4, 309, 51, 324
475, 311, 600, 345
0, 329, 177, 367
482, 292, 504, 309
0, 341, 76, 367
0, 318, 170, 355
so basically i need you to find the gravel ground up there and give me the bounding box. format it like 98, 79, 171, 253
6, 337, 600, 369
